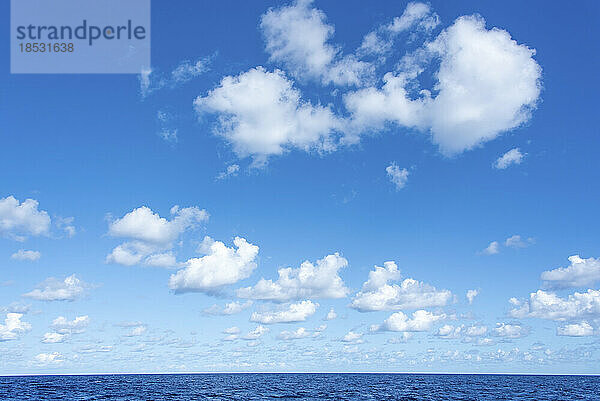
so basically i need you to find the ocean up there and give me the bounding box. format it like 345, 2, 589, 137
0, 373, 598, 400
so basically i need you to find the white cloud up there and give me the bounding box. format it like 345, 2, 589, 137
373, 310, 445, 332
216, 164, 240, 180
34, 352, 63, 365
237, 253, 348, 302
359, 2, 440, 56
203, 301, 253, 316
260, 0, 372, 86
436, 324, 462, 339
195, 67, 341, 166
386, 163, 409, 190
106, 205, 208, 267
541, 255, 600, 288
41, 332, 67, 344
346, 15, 541, 155
250, 300, 318, 324
51, 315, 89, 334
0, 313, 31, 341
482, 241, 500, 255
0, 196, 51, 241
341, 331, 363, 343
140, 56, 212, 97
241, 325, 269, 340
509, 289, 600, 321
494, 148, 525, 169
437, 324, 489, 341
350, 261, 452, 312
324, 307, 337, 321
56, 216, 76, 238
278, 327, 311, 340
156, 111, 178, 143
169, 236, 259, 293
466, 289, 479, 304
493, 323, 528, 339
125, 325, 147, 337
11, 249, 41, 261
23, 274, 87, 302
557, 321, 594, 337
504, 234, 533, 248
108, 205, 207, 246
223, 326, 240, 335
144, 252, 177, 268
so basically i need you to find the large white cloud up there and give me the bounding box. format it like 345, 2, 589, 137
0, 196, 51, 241
509, 289, 600, 321
345, 15, 542, 155
169, 236, 259, 293
106, 205, 208, 267
199, 3, 542, 164
250, 300, 318, 324
237, 253, 348, 302
350, 261, 452, 312
260, 0, 372, 86
541, 255, 600, 288
372, 310, 445, 332
0, 313, 31, 341
195, 67, 341, 165
23, 274, 88, 302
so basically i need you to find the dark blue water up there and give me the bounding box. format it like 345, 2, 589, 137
0, 373, 598, 400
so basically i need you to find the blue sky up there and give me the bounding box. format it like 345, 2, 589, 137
1, 0, 599, 374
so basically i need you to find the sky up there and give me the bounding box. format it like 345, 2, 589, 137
1, 0, 599, 375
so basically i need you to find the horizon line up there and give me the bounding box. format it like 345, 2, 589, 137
2, 371, 599, 377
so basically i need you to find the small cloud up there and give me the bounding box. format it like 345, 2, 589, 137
504, 234, 534, 249
23, 275, 88, 302
216, 164, 240, 180
56, 216, 76, 238
140, 56, 213, 98
493, 148, 525, 169
481, 241, 500, 255
386, 162, 409, 190
340, 331, 363, 343
466, 289, 479, 304
324, 307, 337, 321
34, 352, 64, 365
11, 249, 41, 261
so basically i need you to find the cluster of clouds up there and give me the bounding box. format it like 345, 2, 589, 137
1, 195, 76, 262
23, 275, 88, 302
194, 0, 541, 166
106, 205, 209, 268
508, 254, 600, 337
350, 261, 452, 312
42, 315, 90, 344
482, 234, 534, 255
